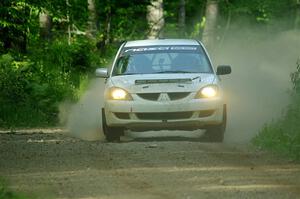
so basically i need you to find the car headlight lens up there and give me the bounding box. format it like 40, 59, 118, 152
108, 87, 133, 100
196, 85, 218, 98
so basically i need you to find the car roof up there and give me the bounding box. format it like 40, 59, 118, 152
124, 39, 200, 47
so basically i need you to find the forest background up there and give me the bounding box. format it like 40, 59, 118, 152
1, 0, 300, 158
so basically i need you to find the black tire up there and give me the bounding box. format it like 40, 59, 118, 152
204, 105, 227, 142
102, 109, 122, 142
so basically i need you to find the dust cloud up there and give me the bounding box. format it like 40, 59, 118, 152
60, 78, 105, 141
60, 29, 300, 143
213, 29, 300, 143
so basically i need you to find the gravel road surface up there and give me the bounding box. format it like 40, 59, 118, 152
0, 131, 299, 199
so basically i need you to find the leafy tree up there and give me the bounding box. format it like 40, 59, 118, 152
0, 0, 299, 127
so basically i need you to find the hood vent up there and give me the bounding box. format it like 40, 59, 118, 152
135, 78, 192, 85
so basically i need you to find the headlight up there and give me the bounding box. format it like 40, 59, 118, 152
196, 85, 218, 98
108, 87, 133, 100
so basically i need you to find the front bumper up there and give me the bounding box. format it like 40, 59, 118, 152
104, 97, 224, 131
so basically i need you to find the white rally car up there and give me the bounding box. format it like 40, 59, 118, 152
96, 39, 231, 142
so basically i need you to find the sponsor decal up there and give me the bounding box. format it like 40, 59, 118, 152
124, 46, 198, 53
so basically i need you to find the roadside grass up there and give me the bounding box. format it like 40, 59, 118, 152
253, 60, 300, 161
0, 180, 32, 199
252, 102, 300, 160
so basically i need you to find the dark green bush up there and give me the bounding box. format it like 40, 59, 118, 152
0, 37, 102, 128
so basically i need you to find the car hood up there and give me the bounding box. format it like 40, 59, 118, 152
110, 73, 216, 93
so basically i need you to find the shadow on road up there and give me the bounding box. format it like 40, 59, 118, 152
122, 130, 210, 143
126, 136, 206, 142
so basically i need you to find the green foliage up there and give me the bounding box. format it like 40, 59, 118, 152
291, 59, 300, 93
253, 60, 300, 160
0, 180, 32, 199
0, 54, 55, 126
0, 36, 101, 127
164, 0, 206, 38
96, 0, 149, 40
1, 0, 299, 128
221, 0, 293, 20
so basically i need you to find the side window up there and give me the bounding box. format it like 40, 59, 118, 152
113, 56, 130, 75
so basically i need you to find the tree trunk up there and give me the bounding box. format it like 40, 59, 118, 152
219, 8, 231, 48
295, 0, 300, 29
104, 1, 111, 45
39, 11, 52, 40
147, 0, 164, 39
19, 2, 30, 53
86, 0, 97, 37
66, 0, 71, 45
178, 0, 186, 37
202, 0, 219, 50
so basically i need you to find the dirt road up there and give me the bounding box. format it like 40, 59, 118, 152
0, 131, 300, 199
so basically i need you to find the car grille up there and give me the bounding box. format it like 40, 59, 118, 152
167, 92, 190, 100
137, 92, 190, 101
137, 93, 160, 101
135, 112, 193, 120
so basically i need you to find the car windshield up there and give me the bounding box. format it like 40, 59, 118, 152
112, 45, 212, 76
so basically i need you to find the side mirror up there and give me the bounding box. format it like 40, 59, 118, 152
216, 65, 231, 75
95, 68, 108, 78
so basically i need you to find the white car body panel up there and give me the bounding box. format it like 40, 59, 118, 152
102, 39, 226, 131
110, 73, 215, 93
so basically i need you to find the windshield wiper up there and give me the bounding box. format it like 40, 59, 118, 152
155, 70, 196, 74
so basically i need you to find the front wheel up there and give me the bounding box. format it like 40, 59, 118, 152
203, 105, 227, 142
102, 109, 122, 142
